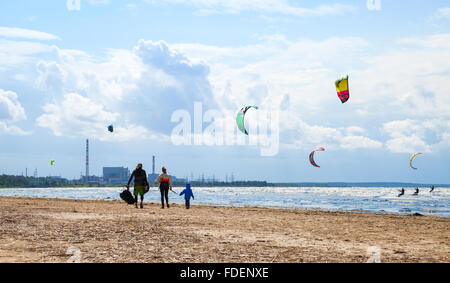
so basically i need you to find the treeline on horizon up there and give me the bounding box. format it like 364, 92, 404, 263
0, 174, 70, 188
176, 181, 269, 187
0, 174, 447, 188
183, 181, 447, 188
0, 175, 270, 188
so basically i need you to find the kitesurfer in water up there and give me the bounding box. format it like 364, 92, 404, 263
413, 188, 419, 196
398, 188, 405, 197
430, 186, 435, 193
157, 167, 173, 209
126, 163, 149, 209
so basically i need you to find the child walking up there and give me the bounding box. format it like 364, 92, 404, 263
179, 183, 195, 209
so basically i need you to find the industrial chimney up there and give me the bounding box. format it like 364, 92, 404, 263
152, 155, 155, 174
86, 139, 89, 183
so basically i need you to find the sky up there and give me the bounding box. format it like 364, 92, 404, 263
0, 0, 449, 183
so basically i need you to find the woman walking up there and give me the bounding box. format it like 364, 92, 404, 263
156, 167, 173, 209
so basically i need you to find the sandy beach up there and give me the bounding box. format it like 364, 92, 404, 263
0, 196, 448, 263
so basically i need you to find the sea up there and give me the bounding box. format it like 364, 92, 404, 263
0, 186, 449, 217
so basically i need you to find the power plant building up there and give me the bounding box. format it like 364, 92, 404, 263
103, 167, 130, 185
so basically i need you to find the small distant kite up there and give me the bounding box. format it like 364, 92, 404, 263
236, 106, 258, 135
309, 147, 325, 168
50, 160, 55, 166
335, 75, 350, 104
107, 125, 114, 133
410, 153, 422, 170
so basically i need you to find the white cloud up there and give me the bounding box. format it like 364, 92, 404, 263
171, 34, 450, 152
435, 7, 450, 19
36, 93, 118, 140
0, 27, 60, 41
385, 134, 431, 154
125, 3, 138, 11
339, 135, 382, 149
36, 61, 68, 94
174, 35, 370, 117
383, 119, 450, 153
66, 0, 111, 11
283, 115, 382, 150
86, 0, 111, 5
34, 40, 217, 141
0, 90, 26, 122
345, 126, 367, 135
2, 29, 449, 154
354, 34, 450, 119
0, 89, 29, 135
146, 0, 356, 17
0, 39, 55, 70
0, 123, 29, 136
398, 34, 450, 49
37, 92, 166, 142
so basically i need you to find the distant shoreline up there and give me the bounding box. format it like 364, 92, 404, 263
184, 182, 450, 188
1, 182, 449, 189
1, 173, 449, 188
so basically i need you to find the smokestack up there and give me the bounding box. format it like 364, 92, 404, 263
86, 139, 89, 183
152, 155, 155, 174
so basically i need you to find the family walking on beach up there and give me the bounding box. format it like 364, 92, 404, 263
126, 163, 194, 209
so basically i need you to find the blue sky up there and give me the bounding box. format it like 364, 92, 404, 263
0, 0, 450, 183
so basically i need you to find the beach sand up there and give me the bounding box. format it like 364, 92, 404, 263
0, 197, 448, 263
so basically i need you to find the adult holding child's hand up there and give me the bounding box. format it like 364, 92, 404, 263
157, 166, 173, 209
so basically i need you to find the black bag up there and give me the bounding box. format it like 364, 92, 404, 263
120, 190, 136, 204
